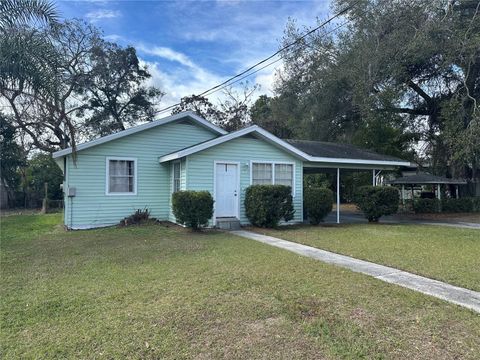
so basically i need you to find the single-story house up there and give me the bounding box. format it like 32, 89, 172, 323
52, 111, 411, 229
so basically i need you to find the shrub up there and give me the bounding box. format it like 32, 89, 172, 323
413, 198, 440, 213
119, 208, 152, 226
472, 197, 480, 212
304, 187, 333, 224
172, 191, 214, 230
354, 186, 399, 222
245, 185, 295, 228
441, 198, 473, 213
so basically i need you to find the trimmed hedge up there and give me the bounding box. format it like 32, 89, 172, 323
172, 191, 214, 230
245, 185, 295, 228
354, 186, 399, 222
413, 197, 480, 213
304, 187, 333, 224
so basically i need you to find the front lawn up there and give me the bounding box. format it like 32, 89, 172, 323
1, 214, 479, 359
252, 223, 480, 291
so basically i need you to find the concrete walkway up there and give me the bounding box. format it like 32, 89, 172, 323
231, 230, 480, 313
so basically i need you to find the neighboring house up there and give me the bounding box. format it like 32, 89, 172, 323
53, 111, 410, 229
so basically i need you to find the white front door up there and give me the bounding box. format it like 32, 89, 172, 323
215, 163, 239, 218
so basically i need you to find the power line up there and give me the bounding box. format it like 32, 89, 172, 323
201, 16, 358, 99
150, 0, 361, 116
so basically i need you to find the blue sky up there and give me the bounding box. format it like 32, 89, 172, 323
56, 0, 332, 107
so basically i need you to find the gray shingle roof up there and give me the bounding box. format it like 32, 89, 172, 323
386, 173, 467, 185
284, 139, 406, 162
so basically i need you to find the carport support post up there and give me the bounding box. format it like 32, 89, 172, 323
372, 169, 376, 186
456, 185, 459, 198
336, 168, 340, 224
401, 185, 405, 206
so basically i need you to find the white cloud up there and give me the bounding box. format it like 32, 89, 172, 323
140, 58, 225, 109
137, 45, 197, 69
103, 34, 124, 42
86, 9, 121, 22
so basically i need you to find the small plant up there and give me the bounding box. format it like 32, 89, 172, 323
354, 186, 399, 222
119, 208, 152, 226
245, 185, 295, 228
172, 191, 214, 230
304, 187, 333, 224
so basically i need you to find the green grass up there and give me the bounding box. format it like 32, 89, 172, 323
251, 223, 480, 291
1, 214, 479, 359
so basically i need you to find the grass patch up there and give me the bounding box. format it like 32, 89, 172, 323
1, 214, 479, 359
251, 223, 480, 291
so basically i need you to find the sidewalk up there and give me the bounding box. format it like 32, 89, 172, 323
231, 230, 480, 313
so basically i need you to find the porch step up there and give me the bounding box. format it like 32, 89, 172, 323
216, 217, 241, 230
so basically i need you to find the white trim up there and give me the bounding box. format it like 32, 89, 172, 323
172, 160, 181, 193
336, 168, 340, 224
249, 160, 296, 197
159, 125, 412, 167
160, 126, 305, 162
105, 156, 138, 196
52, 111, 227, 159
213, 161, 241, 225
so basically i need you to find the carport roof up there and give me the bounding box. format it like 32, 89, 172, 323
284, 139, 407, 163
386, 173, 467, 185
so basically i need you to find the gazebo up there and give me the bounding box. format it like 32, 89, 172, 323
386, 173, 467, 205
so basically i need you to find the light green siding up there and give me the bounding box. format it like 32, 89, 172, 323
186, 136, 303, 225
63, 121, 217, 228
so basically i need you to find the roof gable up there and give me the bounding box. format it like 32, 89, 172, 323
52, 112, 227, 158
159, 125, 307, 162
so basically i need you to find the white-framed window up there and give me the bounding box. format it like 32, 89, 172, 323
173, 161, 181, 193
106, 157, 137, 195
252, 163, 272, 185
274, 163, 294, 188
251, 161, 295, 196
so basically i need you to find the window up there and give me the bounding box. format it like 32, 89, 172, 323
173, 161, 181, 192
274, 163, 293, 188
106, 157, 136, 195
251, 162, 295, 195
252, 163, 272, 185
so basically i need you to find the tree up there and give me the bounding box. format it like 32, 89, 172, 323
0, 0, 59, 95
0, 0, 57, 30
172, 82, 258, 131
217, 83, 258, 131
250, 95, 295, 138
0, 113, 25, 204
274, 0, 480, 181
172, 95, 222, 124
80, 41, 164, 136
27, 153, 63, 201
2, 18, 164, 153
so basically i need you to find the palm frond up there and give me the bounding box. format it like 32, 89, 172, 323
0, 0, 58, 31
0, 28, 59, 95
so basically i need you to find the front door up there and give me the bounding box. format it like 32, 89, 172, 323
215, 163, 239, 218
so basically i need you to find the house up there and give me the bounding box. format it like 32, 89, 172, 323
52, 111, 411, 229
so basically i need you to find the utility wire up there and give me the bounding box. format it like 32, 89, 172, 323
201, 16, 357, 99
150, 0, 361, 117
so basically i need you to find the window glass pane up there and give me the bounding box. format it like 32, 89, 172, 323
173, 162, 181, 192
108, 160, 134, 193
274, 164, 293, 188
252, 163, 272, 185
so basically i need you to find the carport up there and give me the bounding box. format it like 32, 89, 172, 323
285, 140, 412, 223
385, 173, 467, 205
